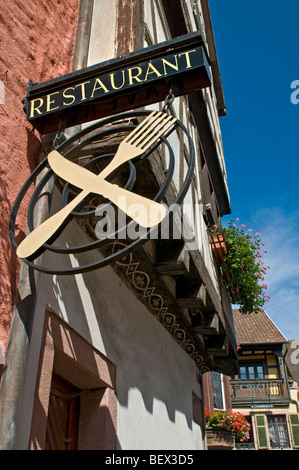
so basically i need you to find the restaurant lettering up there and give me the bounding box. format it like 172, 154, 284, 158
28, 49, 198, 119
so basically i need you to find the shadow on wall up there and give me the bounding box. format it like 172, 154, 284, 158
40, 237, 197, 435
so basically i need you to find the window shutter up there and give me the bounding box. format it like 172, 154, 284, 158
255, 414, 269, 449
289, 413, 299, 449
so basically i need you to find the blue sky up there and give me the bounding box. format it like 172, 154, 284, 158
209, 0, 299, 339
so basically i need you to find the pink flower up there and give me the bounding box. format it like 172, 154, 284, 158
242, 224, 246, 228
264, 250, 267, 253
263, 283, 268, 289
261, 275, 264, 281
236, 218, 240, 222
266, 264, 270, 269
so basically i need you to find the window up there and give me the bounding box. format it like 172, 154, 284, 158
239, 363, 264, 380
267, 415, 290, 449
211, 371, 224, 409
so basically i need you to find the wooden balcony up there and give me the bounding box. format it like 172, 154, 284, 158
230, 379, 290, 405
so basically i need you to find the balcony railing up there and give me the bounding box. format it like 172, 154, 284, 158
230, 379, 289, 404
235, 442, 256, 450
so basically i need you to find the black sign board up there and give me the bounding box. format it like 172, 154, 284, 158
25, 32, 211, 134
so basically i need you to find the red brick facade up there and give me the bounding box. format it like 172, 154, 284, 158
0, 0, 79, 350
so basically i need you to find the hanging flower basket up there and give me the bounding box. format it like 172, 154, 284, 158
205, 408, 251, 450
209, 234, 238, 298
207, 219, 270, 314
206, 427, 235, 450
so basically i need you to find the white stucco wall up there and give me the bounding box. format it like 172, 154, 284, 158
25, 211, 204, 450
87, 0, 117, 66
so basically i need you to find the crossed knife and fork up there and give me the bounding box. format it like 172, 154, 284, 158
17, 111, 177, 260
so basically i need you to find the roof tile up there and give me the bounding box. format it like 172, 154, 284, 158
233, 309, 286, 345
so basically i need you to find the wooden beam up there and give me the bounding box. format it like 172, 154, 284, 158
190, 309, 219, 335
176, 283, 207, 309
213, 357, 238, 376
205, 335, 228, 356
155, 240, 190, 276
160, 0, 188, 38
189, 90, 231, 217
116, 0, 144, 55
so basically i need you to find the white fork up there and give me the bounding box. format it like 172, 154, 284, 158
17, 111, 177, 259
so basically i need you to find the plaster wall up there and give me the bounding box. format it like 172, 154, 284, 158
290, 385, 299, 413
87, 0, 117, 66
21, 202, 204, 449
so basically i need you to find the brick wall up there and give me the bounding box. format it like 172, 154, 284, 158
0, 0, 79, 350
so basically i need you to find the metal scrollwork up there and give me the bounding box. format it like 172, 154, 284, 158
9, 108, 195, 275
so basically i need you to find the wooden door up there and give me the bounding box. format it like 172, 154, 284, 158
45, 375, 80, 450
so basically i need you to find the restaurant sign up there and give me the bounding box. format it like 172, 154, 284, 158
10, 33, 211, 275
24, 32, 211, 134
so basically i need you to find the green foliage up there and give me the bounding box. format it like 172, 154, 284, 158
208, 219, 270, 314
